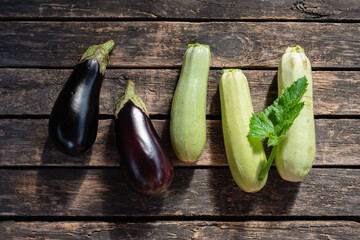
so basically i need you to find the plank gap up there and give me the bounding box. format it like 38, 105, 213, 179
1, 17, 360, 23
0, 115, 360, 120
0, 215, 358, 222
2, 66, 360, 71
0, 165, 358, 170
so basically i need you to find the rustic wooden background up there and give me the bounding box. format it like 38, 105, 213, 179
0, 0, 359, 239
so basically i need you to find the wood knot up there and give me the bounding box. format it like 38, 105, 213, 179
291, 0, 340, 18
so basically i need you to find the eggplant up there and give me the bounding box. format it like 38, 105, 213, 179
49, 40, 114, 155
114, 80, 174, 195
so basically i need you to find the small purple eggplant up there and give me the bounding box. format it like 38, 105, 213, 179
49, 40, 114, 155
114, 80, 174, 195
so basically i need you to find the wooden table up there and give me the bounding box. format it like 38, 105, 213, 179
0, 1, 359, 239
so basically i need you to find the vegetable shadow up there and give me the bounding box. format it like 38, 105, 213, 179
209, 72, 299, 219
99, 121, 194, 239
35, 168, 88, 216
159, 119, 195, 196
103, 168, 196, 239
40, 137, 92, 166
97, 120, 119, 167
208, 70, 222, 117
206, 70, 227, 166
36, 137, 91, 214
265, 73, 278, 109
210, 168, 300, 217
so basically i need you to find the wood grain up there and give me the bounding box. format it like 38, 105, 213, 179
0, 22, 359, 68
1, 0, 359, 21
1, 69, 359, 116
0, 168, 358, 217
0, 119, 358, 166
1, 221, 359, 239
0, 0, 358, 235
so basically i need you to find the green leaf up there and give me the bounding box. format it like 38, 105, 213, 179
248, 76, 308, 147
250, 76, 309, 181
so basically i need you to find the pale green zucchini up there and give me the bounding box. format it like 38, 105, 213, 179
219, 69, 267, 192
170, 43, 211, 162
276, 46, 316, 182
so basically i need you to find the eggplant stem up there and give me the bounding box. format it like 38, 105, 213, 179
101, 40, 115, 54
79, 40, 115, 74
258, 145, 278, 180
125, 80, 136, 97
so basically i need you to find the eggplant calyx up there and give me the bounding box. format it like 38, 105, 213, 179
114, 80, 149, 119
78, 40, 115, 75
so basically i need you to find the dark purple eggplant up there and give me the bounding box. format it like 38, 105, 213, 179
49, 40, 114, 155
114, 80, 174, 195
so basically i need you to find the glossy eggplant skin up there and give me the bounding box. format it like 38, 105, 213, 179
114, 100, 174, 195
49, 59, 103, 155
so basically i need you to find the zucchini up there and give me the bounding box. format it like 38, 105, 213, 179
219, 69, 267, 192
170, 43, 211, 162
276, 46, 316, 182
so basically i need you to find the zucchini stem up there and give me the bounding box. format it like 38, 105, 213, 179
258, 145, 278, 180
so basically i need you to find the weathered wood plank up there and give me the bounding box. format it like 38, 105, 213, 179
0, 22, 359, 68
0, 119, 358, 166
0, 168, 358, 216
1, 0, 359, 21
1, 69, 359, 116
1, 221, 359, 239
